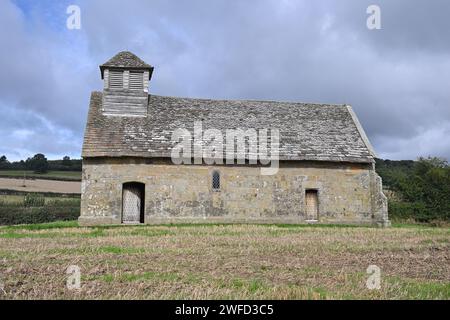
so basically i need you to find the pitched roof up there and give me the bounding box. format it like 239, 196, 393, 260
99, 51, 153, 78
82, 92, 376, 163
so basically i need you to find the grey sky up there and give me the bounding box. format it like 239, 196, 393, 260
0, 0, 449, 161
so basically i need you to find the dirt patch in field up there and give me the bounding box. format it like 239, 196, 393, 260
0, 178, 80, 194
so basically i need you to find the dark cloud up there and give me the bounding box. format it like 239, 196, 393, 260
0, 0, 449, 160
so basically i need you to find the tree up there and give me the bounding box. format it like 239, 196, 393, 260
27, 153, 49, 173
0, 155, 9, 169
62, 156, 71, 166
378, 157, 450, 222
416, 156, 448, 170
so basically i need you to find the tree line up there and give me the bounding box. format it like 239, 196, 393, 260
376, 157, 450, 222
0, 154, 81, 173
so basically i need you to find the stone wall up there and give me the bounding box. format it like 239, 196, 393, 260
79, 158, 389, 226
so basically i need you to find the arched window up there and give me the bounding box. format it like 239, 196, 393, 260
212, 171, 220, 191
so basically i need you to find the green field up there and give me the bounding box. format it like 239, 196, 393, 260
0, 222, 448, 299
0, 194, 79, 204
0, 170, 81, 181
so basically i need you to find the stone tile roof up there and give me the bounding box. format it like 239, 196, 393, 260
82, 92, 375, 163
100, 51, 153, 78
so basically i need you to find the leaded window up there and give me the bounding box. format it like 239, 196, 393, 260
212, 171, 220, 191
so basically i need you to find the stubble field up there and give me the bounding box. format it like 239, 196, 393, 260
0, 222, 448, 299
0, 178, 80, 194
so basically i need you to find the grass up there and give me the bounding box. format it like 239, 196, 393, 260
3, 220, 78, 231
0, 194, 80, 205
0, 221, 448, 299
98, 245, 146, 254
0, 170, 81, 181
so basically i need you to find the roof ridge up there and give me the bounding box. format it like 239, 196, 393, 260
149, 94, 346, 106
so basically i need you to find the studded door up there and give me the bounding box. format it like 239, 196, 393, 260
122, 185, 142, 223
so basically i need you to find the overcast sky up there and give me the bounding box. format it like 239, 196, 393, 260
0, 0, 449, 161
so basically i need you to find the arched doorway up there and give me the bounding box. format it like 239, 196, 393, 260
122, 182, 145, 224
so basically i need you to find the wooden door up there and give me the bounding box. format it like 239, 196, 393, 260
122, 184, 142, 223
305, 190, 318, 221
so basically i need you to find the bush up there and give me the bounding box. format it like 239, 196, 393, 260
0, 193, 81, 225
0, 200, 23, 208
0, 206, 79, 225
379, 157, 450, 223
23, 194, 45, 207
45, 198, 80, 207
388, 201, 435, 222
26, 153, 49, 173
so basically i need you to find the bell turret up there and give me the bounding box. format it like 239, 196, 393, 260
99, 51, 154, 117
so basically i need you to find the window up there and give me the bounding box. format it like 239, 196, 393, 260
212, 171, 220, 191
129, 71, 144, 90
109, 70, 124, 89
